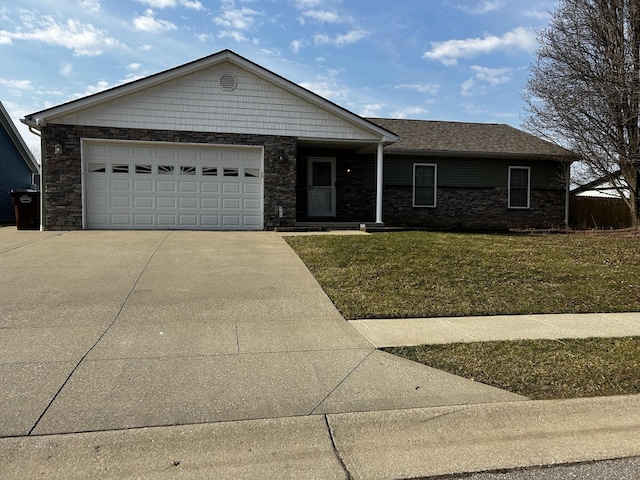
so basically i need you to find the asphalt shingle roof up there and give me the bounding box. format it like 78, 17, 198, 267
367, 118, 575, 160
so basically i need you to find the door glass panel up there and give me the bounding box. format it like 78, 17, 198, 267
312, 162, 332, 186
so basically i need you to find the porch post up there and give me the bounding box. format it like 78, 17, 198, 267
375, 142, 384, 224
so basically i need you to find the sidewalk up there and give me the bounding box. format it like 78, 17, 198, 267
350, 312, 640, 347
3, 394, 640, 479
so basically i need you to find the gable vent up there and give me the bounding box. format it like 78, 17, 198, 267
219, 73, 237, 91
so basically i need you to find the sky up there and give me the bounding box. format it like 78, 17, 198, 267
1, 0, 558, 162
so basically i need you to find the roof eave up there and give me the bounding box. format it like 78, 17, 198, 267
384, 147, 575, 162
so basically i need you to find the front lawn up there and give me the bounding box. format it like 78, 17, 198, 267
285, 231, 640, 319
384, 337, 640, 399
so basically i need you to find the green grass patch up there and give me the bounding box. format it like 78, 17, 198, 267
285, 232, 640, 319
384, 337, 640, 399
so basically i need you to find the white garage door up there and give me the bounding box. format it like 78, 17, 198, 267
83, 140, 263, 230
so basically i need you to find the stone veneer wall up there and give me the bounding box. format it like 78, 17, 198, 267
41, 124, 297, 230
383, 186, 567, 230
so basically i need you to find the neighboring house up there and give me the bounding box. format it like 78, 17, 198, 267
22, 49, 573, 231
570, 171, 631, 229
0, 101, 39, 223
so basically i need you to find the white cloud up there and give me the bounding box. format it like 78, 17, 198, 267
461, 65, 512, 96
127, 63, 142, 70
79, 0, 101, 13
359, 103, 384, 117
313, 29, 369, 47
3, 17, 124, 56
136, 0, 203, 8
181, 0, 204, 10
524, 8, 551, 21
460, 1, 505, 15
134, 9, 177, 33
395, 83, 440, 95
0, 31, 12, 44
59, 63, 73, 77
218, 30, 247, 42
0, 78, 33, 90
423, 26, 537, 65
290, 39, 303, 53
390, 106, 429, 119
137, 0, 177, 7
300, 10, 343, 24
214, 7, 261, 30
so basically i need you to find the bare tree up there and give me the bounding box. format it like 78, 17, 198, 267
523, 0, 640, 227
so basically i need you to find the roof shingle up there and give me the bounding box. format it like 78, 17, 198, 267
367, 118, 574, 160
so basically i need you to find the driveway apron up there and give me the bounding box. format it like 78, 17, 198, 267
0, 229, 524, 437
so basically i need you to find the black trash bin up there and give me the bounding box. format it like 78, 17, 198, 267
10, 190, 40, 230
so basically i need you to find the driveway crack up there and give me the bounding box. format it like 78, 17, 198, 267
324, 415, 352, 480
27, 232, 172, 435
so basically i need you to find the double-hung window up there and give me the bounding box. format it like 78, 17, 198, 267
413, 164, 437, 207
508, 166, 530, 209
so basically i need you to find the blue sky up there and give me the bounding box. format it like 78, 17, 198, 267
1, 0, 557, 161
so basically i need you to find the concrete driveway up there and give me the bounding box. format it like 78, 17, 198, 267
0, 228, 523, 438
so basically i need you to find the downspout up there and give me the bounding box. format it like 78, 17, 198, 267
376, 142, 384, 224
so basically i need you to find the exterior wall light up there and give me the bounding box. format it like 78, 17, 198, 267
54, 143, 63, 155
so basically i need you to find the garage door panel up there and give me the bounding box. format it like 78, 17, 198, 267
110, 213, 132, 226
179, 197, 198, 208
201, 182, 219, 193
134, 196, 154, 208
222, 215, 241, 226
157, 197, 176, 208
222, 183, 240, 194
157, 180, 177, 192
157, 214, 177, 226
179, 181, 198, 192
201, 198, 219, 209
134, 180, 154, 191
201, 215, 219, 226
110, 179, 131, 191
85, 141, 262, 230
110, 196, 131, 207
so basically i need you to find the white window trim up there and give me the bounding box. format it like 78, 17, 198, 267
413, 163, 437, 208
508, 166, 531, 209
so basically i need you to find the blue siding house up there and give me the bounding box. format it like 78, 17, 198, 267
0, 101, 39, 223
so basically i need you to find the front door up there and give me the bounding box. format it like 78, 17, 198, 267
307, 157, 336, 217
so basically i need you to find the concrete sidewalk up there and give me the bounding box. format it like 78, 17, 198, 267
350, 312, 640, 347
2, 227, 640, 479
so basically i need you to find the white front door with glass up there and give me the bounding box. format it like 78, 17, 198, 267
307, 157, 336, 217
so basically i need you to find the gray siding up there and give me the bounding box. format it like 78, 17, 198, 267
383, 156, 566, 189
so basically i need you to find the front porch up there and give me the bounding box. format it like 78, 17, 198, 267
294, 143, 384, 225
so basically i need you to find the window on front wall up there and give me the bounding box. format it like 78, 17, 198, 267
509, 166, 530, 208
413, 164, 437, 207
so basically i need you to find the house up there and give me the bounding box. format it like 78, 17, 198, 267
0, 101, 39, 223
22, 49, 573, 231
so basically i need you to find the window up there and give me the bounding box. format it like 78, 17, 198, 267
135, 164, 152, 174
202, 167, 218, 176
413, 164, 437, 207
223, 168, 239, 177
180, 166, 196, 175
112, 164, 129, 173
158, 165, 174, 175
509, 167, 530, 208
244, 168, 260, 178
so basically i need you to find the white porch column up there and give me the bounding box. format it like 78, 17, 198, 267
375, 142, 384, 224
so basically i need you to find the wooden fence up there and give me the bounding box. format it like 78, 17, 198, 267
569, 195, 631, 229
